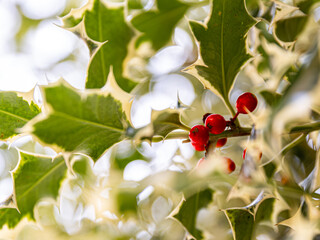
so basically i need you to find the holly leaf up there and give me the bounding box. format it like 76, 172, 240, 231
174, 188, 213, 240
0, 92, 40, 140
260, 90, 282, 107
136, 109, 190, 142
84, 0, 137, 92
275, 16, 308, 42
113, 142, 149, 170
254, 198, 275, 224
131, 0, 189, 50
297, 0, 320, 14
0, 152, 67, 229
224, 208, 254, 240
31, 82, 130, 161
189, 0, 256, 104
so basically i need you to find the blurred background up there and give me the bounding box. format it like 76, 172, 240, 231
2, 0, 318, 239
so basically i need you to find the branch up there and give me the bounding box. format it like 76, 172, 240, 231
149, 121, 320, 143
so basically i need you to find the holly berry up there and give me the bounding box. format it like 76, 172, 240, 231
189, 125, 209, 146
191, 141, 206, 151
205, 114, 226, 134
236, 92, 258, 114
224, 157, 235, 173
216, 138, 227, 148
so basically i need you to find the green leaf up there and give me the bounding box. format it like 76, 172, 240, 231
128, 0, 144, 9
275, 16, 308, 42
297, 0, 320, 13
84, 0, 137, 92
117, 189, 138, 214
255, 198, 275, 224
224, 208, 254, 240
62, 15, 83, 28
260, 90, 282, 107
174, 188, 213, 240
131, 0, 189, 50
32, 82, 130, 161
0, 92, 40, 139
136, 109, 190, 142
0, 152, 67, 229
113, 143, 149, 170
190, 0, 256, 110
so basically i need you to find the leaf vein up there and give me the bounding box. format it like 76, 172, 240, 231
0, 109, 29, 122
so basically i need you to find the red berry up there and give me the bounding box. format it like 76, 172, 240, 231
205, 114, 226, 134
191, 141, 206, 151
236, 92, 258, 114
189, 125, 209, 145
216, 138, 227, 148
224, 157, 235, 173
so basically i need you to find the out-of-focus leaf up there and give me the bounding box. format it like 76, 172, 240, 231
260, 90, 282, 107
297, 0, 320, 14
174, 188, 213, 240
0, 152, 67, 229
32, 81, 130, 161
279, 202, 319, 240
128, 0, 144, 9
117, 189, 138, 214
263, 162, 276, 179
61, 0, 93, 28
189, 0, 256, 110
224, 209, 254, 240
275, 16, 308, 42
63, 15, 83, 28
113, 143, 149, 170
0, 92, 40, 140
83, 0, 137, 92
135, 109, 190, 142
131, 0, 189, 50
255, 198, 275, 223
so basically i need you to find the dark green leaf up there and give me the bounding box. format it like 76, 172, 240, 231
263, 162, 276, 179
117, 189, 138, 214
0, 152, 67, 228
32, 82, 130, 161
0, 92, 40, 139
131, 0, 189, 50
190, 0, 256, 105
174, 188, 213, 240
255, 198, 275, 223
275, 16, 308, 42
84, 0, 137, 92
260, 90, 282, 107
297, 0, 320, 14
225, 209, 254, 240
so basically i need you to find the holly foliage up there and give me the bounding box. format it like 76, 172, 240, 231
1, 0, 320, 239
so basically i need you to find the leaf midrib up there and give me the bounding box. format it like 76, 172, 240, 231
97, 1, 108, 85
16, 158, 65, 203
220, 0, 227, 99
53, 111, 124, 133
0, 109, 29, 122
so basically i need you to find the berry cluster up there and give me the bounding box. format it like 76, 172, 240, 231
189, 92, 258, 173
